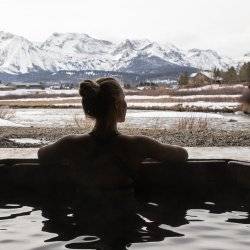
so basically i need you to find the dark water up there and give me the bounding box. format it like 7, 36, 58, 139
1, 190, 250, 250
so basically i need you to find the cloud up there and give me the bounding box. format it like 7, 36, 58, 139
0, 0, 249, 57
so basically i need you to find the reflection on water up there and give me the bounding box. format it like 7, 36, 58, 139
0, 190, 250, 250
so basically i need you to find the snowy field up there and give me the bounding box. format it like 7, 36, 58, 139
0, 88, 78, 96
0, 98, 240, 112
128, 102, 239, 111
0, 118, 26, 127
0, 84, 244, 98
0, 85, 242, 112
175, 84, 244, 92
0, 94, 240, 101
125, 94, 240, 100
0, 108, 248, 131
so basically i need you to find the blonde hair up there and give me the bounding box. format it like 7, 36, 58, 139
79, 77, 123, 119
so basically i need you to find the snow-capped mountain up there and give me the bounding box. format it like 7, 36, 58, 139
40, 33, 115, 72
185, 49, 235, 70
240, 52, 250, 64
112, 39, 187, 72
0, 31, 242, 75
234, 52, 250, 69
0, 31, 57, 74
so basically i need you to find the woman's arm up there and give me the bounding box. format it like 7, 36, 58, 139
134, 136, 188, 163
38, 136, 72, 164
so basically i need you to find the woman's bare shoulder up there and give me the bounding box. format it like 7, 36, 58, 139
116, 134, 156, 147
57, 133, 92, 144
39, 134, 91, 153
38, 133, 92, 163
118, 134, 155, 142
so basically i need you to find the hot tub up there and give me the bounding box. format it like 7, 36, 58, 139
0, 158, 250, 194
0, 159, 250, 250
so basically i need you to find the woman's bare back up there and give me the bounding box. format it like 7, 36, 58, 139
38, 133, 188, 189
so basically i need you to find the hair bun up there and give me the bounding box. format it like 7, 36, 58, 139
79, 77, 123, 119
79, 80, 100, 117
79, 80, 99, 98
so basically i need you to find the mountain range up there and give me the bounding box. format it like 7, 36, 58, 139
0, 31, 248, 83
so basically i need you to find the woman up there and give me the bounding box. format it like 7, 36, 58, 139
38, 77, 188, 189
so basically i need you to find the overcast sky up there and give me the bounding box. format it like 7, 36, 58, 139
0, 0, 249, 58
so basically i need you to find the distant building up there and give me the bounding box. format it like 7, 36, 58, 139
136, 82, 159, 90
0, 82, 16, 90
50, 84, 62, 90
188, 72, 223, 85
49, 83, 75, 89
5, 82, 45, 89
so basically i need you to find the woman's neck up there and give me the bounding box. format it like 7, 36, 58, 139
92, 119, 118, 136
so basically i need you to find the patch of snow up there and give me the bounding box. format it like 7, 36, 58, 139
186, 147, 250, 161
0, 148, 39, 159
10, 108, 250, 131
128, 101, 239, 110
182, 101, 239, 109
44, 89, 78, 95
53, 103, 81, 107
126, 94, 240, 100
128, 111, 222, 119
189, 71, 214, 79
0, 88, 78, 96
0, 97, 80, 102
9, 138, 48, 145
0, 118, 27, 127
177, 84, 244, 92
85, 71, 95, 75
0, 89, 45, 96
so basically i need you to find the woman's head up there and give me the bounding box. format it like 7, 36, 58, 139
79, 77, 127, 122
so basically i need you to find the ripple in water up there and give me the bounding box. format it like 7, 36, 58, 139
0, 191, 250, 250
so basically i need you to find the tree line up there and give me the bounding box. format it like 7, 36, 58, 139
214, 62, 250, 83
179, 62, 250, 85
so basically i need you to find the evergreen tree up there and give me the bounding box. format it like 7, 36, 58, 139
213, 67, 221, 79
124, 83, 131, 89
239, 63, 247, 82
179, 72, 189, 85
246, 62, 250, 82
223, 67, 238, 83
239, 62, 250, 82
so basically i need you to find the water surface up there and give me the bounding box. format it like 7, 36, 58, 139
1, 191, 250, 250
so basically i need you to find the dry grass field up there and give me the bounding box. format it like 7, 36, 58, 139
0, 83, 246, 112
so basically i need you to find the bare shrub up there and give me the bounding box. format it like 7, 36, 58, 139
174, 85, 245, 96
126, 84, 246, 96
0, 106, 16, 120
175, 116, 208, 131
153, 117, 164, 130
128, 96, 240, 103
125, 87, 173, 96
128, 104, 239, 113
73, 114, 94, 130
